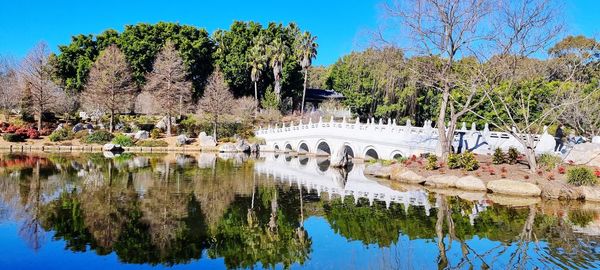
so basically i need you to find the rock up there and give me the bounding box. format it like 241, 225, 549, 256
563, 143, 600, 167
331, 147, 350, 168
424, 175, 459, 188
219, 143, 237, 153
198, 132, 217, 147
540, 182, 583, 200
487, 179, 541, 197
488, 193, 541, 206
176, 135, 189, 146
249, 143, 260, 153
579, 186, 600, 202
72, 123, 85, 133
391, 166, 425, 184
114, 122, 124, 131
103, 143, 123, 152
54, 123, 64, 131
134, 130, 149, 140
235, 139, 251, 153
455, 176, 487, 191
363, 163, 392, 178
156, 116, 176, 130
84, 123, 94, 130
593, 136, 600, 144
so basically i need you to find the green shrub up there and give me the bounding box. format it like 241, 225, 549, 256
507, 147, 519, 164
112, 134, 135, 147
567, 167, 597, 186
82, 130, 114, 144
395, 156, 408, 164
48, 129, 73, 142
448, 152, 479, 171
492, 148, 505, 164
261, 85, 280, 110
73, 130, 89, 139
150, 128, 161, 139
425, 155, 438, 170
537, 153, 561, 170
2, 133, 25, 142
136, 139, 169, 147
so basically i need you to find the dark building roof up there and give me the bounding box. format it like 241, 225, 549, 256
305, 88, 344, 103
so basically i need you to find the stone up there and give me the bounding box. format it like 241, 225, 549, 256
103, 143, 124, 152
540, 182, 583, 200
176, 135, 189, 146
563, 143, 600, 167
593, 136, 600, 144
331, 147, 350, 168
114, 122, 124, 131
72, 123, 85, 133
84, 123, 94, 130
579, 186, 600, 202
54, 124, 64, 131
424, 175, 459, 188
487, 179, 541, 197
198, 132, 217, 147
219, 143, 237, 152
391, 167, 425, 184
363, 163, 392, 178
134, 130, 149, 140
455, 176, 487, 191
156, 116, 176, 130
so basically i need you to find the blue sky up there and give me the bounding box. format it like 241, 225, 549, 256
0, 0, 598, 66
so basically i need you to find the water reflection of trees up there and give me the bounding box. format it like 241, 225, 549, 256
1, 153, 600, 269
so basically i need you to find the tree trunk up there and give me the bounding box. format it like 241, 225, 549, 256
525, 147, 537, 173
109, 111, 114, 133
254, 81, 259, 117
213, 116, 217, 141
36, 112, 42, 131
437, 90, 451, 161
274, 79, 281, 101
301, 69, 308, 116
166, 113, 172, 137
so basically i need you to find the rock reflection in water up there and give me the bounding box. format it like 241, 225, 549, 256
0, 152, 599, 269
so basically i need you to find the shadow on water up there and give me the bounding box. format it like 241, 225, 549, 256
0, 152, 599, 269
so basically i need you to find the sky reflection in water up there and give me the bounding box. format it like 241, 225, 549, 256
0, 152, 599, 270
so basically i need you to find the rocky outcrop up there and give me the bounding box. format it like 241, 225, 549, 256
364, 163, 392, 178
134, 130, 149, 140
540, 182, 583, 200
424, 175, 459, 188
198, 132, 217, 147
234, 139, 251, 153
487, 179, 541, 197
176, 135, 190, 146
579, 186, 600, 202
455, 176, 487, 191
331, 147, 351, 168
103, 143, 124, 152
393, 170, 425, 184
564, 143, 600, 167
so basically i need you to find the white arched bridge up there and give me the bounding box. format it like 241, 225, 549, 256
255, 117, 556, 160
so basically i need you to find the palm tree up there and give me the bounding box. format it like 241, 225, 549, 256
267, 37, 289, 101
248, 34, 267, 103
295, 32, 318, 116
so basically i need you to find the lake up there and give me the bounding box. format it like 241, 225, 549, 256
0, 152, 599, 269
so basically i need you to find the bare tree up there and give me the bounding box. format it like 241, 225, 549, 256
82, 45, 135, 132
0, 56, 21, 121
198, 69, 234, 140
19, 42, 63, 130
382, 0, 492, 160
144, 41, 192, 136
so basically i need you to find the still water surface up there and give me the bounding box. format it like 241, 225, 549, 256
0, 152, 599, 270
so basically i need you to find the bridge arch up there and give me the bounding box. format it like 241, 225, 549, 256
273, 144, 280, 152
297, 141, 310, 154
390, 150, 405, 160
315, 140, 332, 156
342, 143, 355, 159
364, 146, 379, 160
284, 142, 293, 152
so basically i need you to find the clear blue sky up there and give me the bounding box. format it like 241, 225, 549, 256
0, 0, 598, 66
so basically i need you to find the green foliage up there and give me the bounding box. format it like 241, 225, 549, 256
136, 140, 169, 147
492, 148, 505, 165
507, 147, 519, 164
448, 152, 479, 171
566, 167, 597, 186
150, 128, 161, 139
537, 153, 561, 170
112, 134, 134, 147
425, 155, 438, 170
82, 130, 114, 144
49, 129, 74, 142
261, 86, 280, 110
2, 133, 25, 142
73, 130, 89, 139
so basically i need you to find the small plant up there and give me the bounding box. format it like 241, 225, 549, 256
558, 166, 566, 174
136, 139, 168, 147
150, 128, 161, 139
492, 148, 505, 164
507, 147, 519, 164
538, 153, 561, 170
112, 134, 135, 147
447, 153, 460, 169
595, 169, 600, 178
48, 129, 73, 142
458, 152, 479, 171
82, 130, 114, 144
2, 133, 25, 142
567, 167, 597, 186
547, 173, 555, 181
425, 155, 438, 170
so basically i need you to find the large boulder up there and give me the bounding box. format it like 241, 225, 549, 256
176, 135, 190, 146
364, 163, 392, 178
424, 175, 459, 188
455, 176, 487, 191
72, 123, 85, 133
563, 143, 600, 167
84, 123, 94, 130
219, 143, 237, 153
390, 166, 425, 184
592, 136, 600, 144
540, 182, 583, 200
579, 186, 600, 202
103, 143, 124, 152
156, 116, 176, 130
134, 130, 149, 140
235, 139, 251, 153
198, 132, 217, 147
487, 179, 541, 197
331, 148, 350, 168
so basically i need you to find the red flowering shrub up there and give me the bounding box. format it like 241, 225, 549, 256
26, 129, 40, 139
5, 125, 18, 133
410, 155, 417, 162
595, 169, 600, 178
40, 128, 52, 136
558, 166, 566, 174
